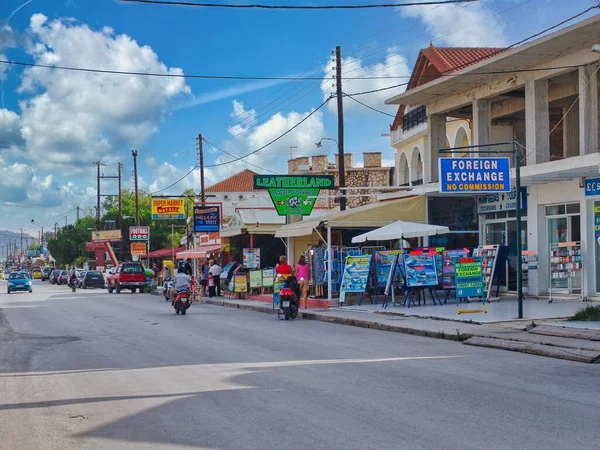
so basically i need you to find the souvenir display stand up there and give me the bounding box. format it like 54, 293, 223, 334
472, 245, 501, 301
549, 241, 583, 301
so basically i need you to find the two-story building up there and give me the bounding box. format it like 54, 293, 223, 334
386, 15, 600, 298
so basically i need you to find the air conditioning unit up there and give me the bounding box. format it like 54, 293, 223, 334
223, 194, 230, 200
238, 194, 245, 200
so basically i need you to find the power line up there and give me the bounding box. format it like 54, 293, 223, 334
343, 92, 396, 117
118, 0, 478, 10
148, 165, 198, 195
202, 138, 278, 174
206, 96, 332, 168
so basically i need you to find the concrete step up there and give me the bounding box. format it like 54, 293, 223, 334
529, 325, 600, 341
463, 336, 600, 364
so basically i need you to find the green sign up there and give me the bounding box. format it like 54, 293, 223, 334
455, 257, 484, 299
254, 175, 335, 216
249, 270, 262, 288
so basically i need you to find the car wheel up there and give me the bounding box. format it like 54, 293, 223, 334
29, 290, 32, 293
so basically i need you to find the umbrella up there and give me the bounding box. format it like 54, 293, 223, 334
351, 221, 450, 243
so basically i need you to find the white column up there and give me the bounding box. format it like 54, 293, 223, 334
425, 114, 446, 183
473, 98, 491, 154
578, 65, 599, 155
525, 79, 550, 164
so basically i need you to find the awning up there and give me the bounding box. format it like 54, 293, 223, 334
514, 153, 600, 185
275, 196, 426, 238
176, 244, 221, 259
352, 221, 449, 243
148, 247, 185, 259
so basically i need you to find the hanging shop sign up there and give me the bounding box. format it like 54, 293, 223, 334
152, 198, 185, 220
584, 177, 600, 197
91, 230, 122, 242
193, 205, 220, 232
129, 226, 149, 241
130, 242, 147, 257
254, 174, 335, 216
439, 157, 511, 194
243, 248, 261, 269
477, 187, 527, 213
403, 253, 439, 287
454, 257, 484, 299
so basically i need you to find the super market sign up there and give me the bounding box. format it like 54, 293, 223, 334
439, 157, 511, 194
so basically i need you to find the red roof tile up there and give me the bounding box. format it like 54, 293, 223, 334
391, 45, 505, 130
206, 169, 259, 193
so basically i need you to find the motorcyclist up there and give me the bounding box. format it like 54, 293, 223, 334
69, 266, 78, 287
172, 267, 191, 304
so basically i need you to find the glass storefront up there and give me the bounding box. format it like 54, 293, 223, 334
546, 202, 581, 291
427, 196, 479, 249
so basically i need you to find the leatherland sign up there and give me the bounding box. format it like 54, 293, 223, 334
253, 175, 335, 216
439, 157, 510, 193
151, 198, 185, 220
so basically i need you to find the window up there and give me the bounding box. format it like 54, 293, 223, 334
122, 264, 143, 274
428, 197, 477, 231
402, 105, 427, 132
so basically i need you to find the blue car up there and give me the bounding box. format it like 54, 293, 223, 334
7, 272, 33, 294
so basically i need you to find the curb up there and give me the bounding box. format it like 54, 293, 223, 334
205, 299, 464, 342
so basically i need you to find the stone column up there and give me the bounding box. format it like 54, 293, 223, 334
525, 79, 550, 164
578, 65, 599, 155
472, 98, 491, 154
562, 99, 579, 158
425, 113, 446, 183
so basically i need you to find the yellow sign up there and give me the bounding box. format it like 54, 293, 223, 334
130, 242, 147, 257
152, 198, 185, 220
91, 230, 122, 242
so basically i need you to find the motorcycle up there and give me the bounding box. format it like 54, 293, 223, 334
163, 280, 173, 301
69, 275, 78, 293
173, 289, 190, 315
279, 276, 300, 320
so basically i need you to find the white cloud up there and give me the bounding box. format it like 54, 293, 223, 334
16, 13, 190, 171
321, 53, 411, 115
146, 163, 216, 196
401, 1, 508, 47
0, 108, 22, 147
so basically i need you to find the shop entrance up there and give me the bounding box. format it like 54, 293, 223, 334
546, 203, 581, 291
483, 212, 527, 290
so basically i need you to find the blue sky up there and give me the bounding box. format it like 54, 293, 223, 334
0, 0, 598, 233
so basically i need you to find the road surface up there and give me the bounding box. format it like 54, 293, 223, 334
0, 281, 599, 449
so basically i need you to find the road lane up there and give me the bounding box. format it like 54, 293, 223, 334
1, 280, 599, 449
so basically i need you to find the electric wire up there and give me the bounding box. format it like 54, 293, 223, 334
148, 165, 198, 195
343, 92, 396, 117
202, 138, 278, 174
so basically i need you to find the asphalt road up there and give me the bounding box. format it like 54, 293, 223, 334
0, 281, 599, 450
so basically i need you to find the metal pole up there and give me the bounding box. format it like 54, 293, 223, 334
335, 45, 347, 211
132, 150, 140, 226
172, 224, 175, 263
199, 134, 206, 204
327, 225, 332, 303
515, 141, 523, 319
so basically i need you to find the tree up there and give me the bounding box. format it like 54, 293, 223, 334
46, 217, 96, 266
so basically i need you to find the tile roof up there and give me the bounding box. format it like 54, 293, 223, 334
206, 169, 259, 193
391, 45, 505, 130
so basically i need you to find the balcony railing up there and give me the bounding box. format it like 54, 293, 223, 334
402, 105, 427, 132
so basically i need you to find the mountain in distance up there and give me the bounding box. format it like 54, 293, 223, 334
0, 230, 37, 252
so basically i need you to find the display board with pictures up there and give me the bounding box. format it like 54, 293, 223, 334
549, 241, 583, 300
374, 250, 403, 287
472, 245, 499, 300
442, 249, 470, 289
339, 255, 372, 294
233, 273, 248, 293
403, 253, 439, 288
243, 248, 261, 269
261, 268, 274, 287
248, 270, 262, 288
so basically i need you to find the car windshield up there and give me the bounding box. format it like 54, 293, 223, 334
9, 273, 26, 280
122, 264, 143, 274
52, 270, 60, 275
60, 271, 67, 275
87, 271, 101, 276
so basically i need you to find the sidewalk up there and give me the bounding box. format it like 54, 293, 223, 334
204, 297, 600, 364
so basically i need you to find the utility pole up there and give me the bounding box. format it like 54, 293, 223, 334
93, 161, 106, 229
65, 216, 68, 227
20, 229, 23, 254
335, 45, 347, 211
54, 223, 58, 239
76, 206, 80, 222
132, 150, 140, 225
198, 134, 205, 204
118, 162, 123, 261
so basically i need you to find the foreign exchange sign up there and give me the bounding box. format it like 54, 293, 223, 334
439, 157, 511, 193
193, 205, 220, 232
151, 198, 185, 220
129, 226, 150, 241
584, 177, 600, 197
253, 175, 335, 216
454, 257, 484, 299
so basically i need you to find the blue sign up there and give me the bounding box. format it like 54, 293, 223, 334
595, 206, 600, 242
439, 157, 511, 193
585, 178, 600, 197
193, 205, 220, 232
454, 257, 484, 299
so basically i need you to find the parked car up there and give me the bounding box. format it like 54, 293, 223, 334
107, 262, 146, 293
7, 272, 33, 294
31, 267, 42, 279
50, 269, 61, 284
41, 267, 54, 281
57, 270, 69, 285
80, 270, 105, 289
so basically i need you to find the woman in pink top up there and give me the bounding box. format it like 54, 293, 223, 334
295, 255, 309, 307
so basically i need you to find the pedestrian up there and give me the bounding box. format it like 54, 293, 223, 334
207, 273, 215, 297
295, 255, 309, 307
184, 258, 193, 276
199, 259, 209, 296
275, 255, 292, 276
151, 263, 159, 289
163, 264, 172, 283
208, 259, 222, 297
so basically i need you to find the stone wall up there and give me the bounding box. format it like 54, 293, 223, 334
287, 156, 309, 174
363, 152, 382, 168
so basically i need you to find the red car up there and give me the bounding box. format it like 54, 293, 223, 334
107, 262, 146, 294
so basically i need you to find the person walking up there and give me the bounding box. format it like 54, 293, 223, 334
199, 259, 208, 296
208, 260, 223, 297
295, 255, 309, 308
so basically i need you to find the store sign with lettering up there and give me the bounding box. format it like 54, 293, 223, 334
439, 157, 511, 193
454, 257, 484, 299
254, 175, 335, 216
595, 206, 600, 243
477, 188, 527, 213
584, 177, 600, 197
129, 226, 149, 241
151, 198, 185, 220
193, 206, 220, 232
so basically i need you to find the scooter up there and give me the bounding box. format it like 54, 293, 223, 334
173, 289, 190, 315
163, 280, 173, 301
69, 276, 78, 293
279, 276, 300, 320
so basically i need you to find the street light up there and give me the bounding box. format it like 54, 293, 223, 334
591, 44, 600, 53
315, 137, 338, 148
